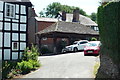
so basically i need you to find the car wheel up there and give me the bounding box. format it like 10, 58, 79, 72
74, 48, 78, 52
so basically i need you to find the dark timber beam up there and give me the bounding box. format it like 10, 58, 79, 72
37, 34, 42, 54
53, 34, 57, 54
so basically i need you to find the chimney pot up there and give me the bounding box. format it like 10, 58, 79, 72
62, 11, 66, 21
72, 9, 79, 22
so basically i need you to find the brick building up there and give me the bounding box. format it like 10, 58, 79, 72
28, 9, 99, 54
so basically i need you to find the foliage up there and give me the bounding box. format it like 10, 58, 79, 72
22, 45, 39, 61
97, 2, 120, 63
28, 60, 40, 69
16, 61, 33, 74
39, 2, 87, 17
2, 45, 41, 79
18, 45, 41, 74
93, 62, 100, 77
57, 40, 67, 52
39, 11, 45, 17
89, 12, 97, 23
40, 46, 52, 54
91, 37, 97, 41
2, 61, 18, 79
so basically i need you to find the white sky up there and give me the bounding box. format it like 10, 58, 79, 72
30, 0, 101, 16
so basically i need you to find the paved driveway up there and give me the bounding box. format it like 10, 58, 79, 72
23, 52, 100, 78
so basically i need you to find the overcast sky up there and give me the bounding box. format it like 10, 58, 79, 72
30, 0, 101, 16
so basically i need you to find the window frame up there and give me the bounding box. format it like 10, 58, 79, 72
5, 3, 15, 18
42, 37, 47, 41
12, 42, 19, 50
79, 41, 88, 44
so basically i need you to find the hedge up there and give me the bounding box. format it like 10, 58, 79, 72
97, 2, 120, 64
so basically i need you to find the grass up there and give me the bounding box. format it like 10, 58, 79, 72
93, 62, 100, 78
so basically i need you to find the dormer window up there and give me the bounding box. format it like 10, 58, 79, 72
5, 3, 15, 18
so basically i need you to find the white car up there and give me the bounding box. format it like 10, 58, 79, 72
62, 40, 89, 52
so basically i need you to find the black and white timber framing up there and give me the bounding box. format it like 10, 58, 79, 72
0, 0, 32, 60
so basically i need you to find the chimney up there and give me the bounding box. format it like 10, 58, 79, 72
72, 9, 79, 22
62, 11, 66, 21
32, 8, 37, 17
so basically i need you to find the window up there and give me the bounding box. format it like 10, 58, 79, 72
96, 27, 99, 31
12, 52, 18, 60
0, 13, 3, 21
0, 32, 3, 47
4, 22, 10, 30
12, 23, 18, 31
12, 42, 18, 50
80, 41, 88, 44
0, 22, 2, 30
4, 33, 10, 47
0, 1, 3, 11
0, 49, 2, 60
42, 37, 47, 40
4, 49, 10, 60
20, 33, 26, 41
16, 4, 19, 14
21, 5, 26, 14
20, 42, 26, 50
20, 16, 26, 23
5, 3, 15, 18
20, 24, 26, 31
12, 33, 18, 41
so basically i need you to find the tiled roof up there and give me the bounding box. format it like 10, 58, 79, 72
37, 21, 99, 35
35, 17, 58, 22
65, 13, 98, 26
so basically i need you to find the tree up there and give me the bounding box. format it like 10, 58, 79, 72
39, 2, 87, 17
45, 2, 62, 17
89, 12, 97, 23
39, 11, 45, 17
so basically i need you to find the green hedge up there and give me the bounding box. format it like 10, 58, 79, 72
97, 2, 120, 64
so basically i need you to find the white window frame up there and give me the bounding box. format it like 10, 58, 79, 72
5, 3, 15, 18
42, 37, 47, 40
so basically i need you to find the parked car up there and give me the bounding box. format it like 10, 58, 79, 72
84, 41, 101, 56
62, 40, 89, 53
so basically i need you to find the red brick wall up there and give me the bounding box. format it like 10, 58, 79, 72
41, 38, 69, 45
37, 21, 69, 52
37, 21, 56, 45
38, 21, 55, 31
41, 38, 53, 44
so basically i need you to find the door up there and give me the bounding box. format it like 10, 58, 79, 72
78, 41, 88, 50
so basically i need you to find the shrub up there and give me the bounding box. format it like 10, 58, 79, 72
16, 44, 41, 74
91, 37, 97, 41
57, 40, 67, 52
40, 46, 52, 54
2, 45, 41, 79
28, 60, 40, 69
96, 1, 120, 78
97, 2, 120, 63
16, 61, 33, 74
22, 45, 39, 61
2, 61, 18, 79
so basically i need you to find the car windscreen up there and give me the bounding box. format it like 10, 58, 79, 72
88, 43, 98, 47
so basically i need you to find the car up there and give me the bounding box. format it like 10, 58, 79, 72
62, 40, 89, 53
84, 41, 101, 56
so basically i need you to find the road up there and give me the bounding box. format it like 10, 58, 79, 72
22, 52, 100, 78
